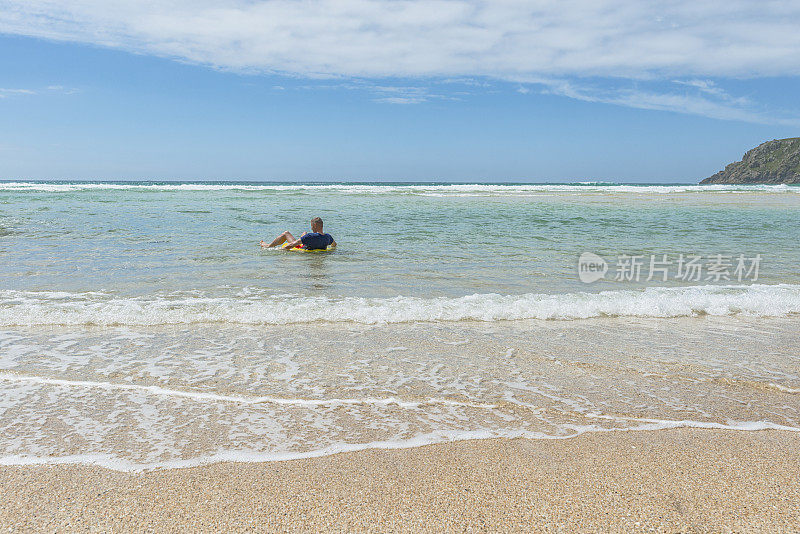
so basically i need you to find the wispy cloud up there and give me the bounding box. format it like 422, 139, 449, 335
368, 85, 453, 104
0, 85, 79, 98
536, 79, 800, 127
45, 84, 80, 94
295, 81, 454, 104
2, 1, 799, 79
0, 88, 37, 97
671, 79, 728, 98
1, 1, 799, 119
436, 78, 493, 88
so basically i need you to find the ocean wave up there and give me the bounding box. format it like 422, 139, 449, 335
1, 284, 798, 326
0, 181, 797, 194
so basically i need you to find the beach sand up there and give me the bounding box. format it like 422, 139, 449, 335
1, 428, 799, 533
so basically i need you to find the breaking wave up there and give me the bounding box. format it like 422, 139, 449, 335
1, 181, 798, 195
1, 284, 799, 326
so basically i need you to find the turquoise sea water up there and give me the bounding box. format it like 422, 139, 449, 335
3, 181, 800, 298
1, 181, 799, 470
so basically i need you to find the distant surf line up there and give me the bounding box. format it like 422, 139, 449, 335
1, 181, 798, 194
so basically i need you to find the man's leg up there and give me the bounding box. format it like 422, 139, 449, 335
262, 231, 296, 248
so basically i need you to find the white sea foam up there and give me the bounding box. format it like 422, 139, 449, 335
0, 372, 495, 409
1, 181, 797, 194
768, 383, 800, 394
1, 284, 799, 326
0, 419, 796, 472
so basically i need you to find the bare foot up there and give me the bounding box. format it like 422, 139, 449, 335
259, 240, 267, 248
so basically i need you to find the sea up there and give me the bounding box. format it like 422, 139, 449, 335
1, 181, 798, 471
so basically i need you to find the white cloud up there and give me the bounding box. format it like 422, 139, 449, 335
671, 79, 727, 98
367, 85, 452, 104
538, 79, 800, 127
294, 81, 452, 104
0, 85, 79, 98
0, 88, 37, 97
373, 96, 427, 105
1, 1, 799, 120
2, 0, 799, 79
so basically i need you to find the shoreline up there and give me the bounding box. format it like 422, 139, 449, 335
1, 420, 798, 473
2, 428, 799, 532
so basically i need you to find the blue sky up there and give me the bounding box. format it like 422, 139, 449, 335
1, 1, 799, 183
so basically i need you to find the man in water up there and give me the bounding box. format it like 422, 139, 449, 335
260, 217, 336, 250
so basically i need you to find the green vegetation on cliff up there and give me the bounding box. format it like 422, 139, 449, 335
701, 138, 800, 184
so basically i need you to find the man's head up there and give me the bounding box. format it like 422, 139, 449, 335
310, 217, 323, 233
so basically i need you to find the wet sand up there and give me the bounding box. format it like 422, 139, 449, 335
2, 428, 799, 532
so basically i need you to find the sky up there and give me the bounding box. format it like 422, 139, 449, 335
1, 0, 800, 183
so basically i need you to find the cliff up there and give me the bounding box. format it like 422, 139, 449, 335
701, 138, 800, 184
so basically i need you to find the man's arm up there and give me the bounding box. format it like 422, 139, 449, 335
330, 238, 337, 247
285, 238, 303, 248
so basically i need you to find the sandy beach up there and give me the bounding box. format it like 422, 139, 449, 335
5, 0, 800, 531
2, 428, 798, 532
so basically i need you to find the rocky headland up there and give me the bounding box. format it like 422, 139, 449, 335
701, 138, 800, 184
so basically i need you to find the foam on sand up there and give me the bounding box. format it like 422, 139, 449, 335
0, 372, 496, 409
0, 418, 796, 472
